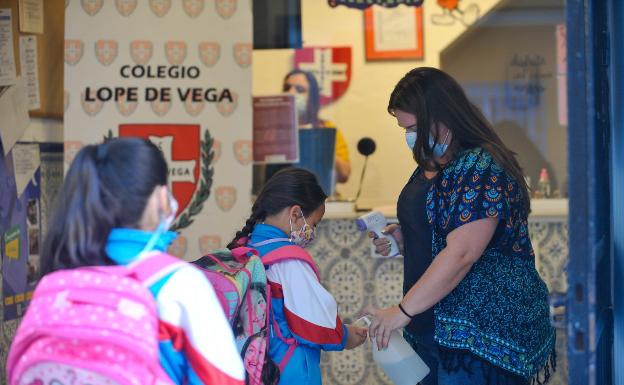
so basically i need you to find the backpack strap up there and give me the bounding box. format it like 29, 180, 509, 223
128, 252, 186, 287
262, 245, 320, 280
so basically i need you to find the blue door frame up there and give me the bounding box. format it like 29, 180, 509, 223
609, 0, 624, 384
567, 0, 623, 384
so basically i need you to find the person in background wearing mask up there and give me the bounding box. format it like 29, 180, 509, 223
228, 168, 367, 385
367, 68, 555, 385
283, 69, 351, 183
33, 138, 245, 385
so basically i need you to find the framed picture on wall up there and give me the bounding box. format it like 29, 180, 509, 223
364, 6, 424, 60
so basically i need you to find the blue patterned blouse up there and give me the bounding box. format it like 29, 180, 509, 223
426, 148, 555, 379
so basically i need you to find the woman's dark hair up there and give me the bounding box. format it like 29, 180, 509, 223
388, 67, 531, 212
283, 69, 321, 126
42, 137, 168, 274
228, 167, 327, 249
241, 332, 280, 385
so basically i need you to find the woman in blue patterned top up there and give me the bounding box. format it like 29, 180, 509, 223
367, 68, 555, 385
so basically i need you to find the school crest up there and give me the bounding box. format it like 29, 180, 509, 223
64, 141, 84, 167
212, 139, 222, 163
183, 0, 205, 18
64, 40, 84, 66
150, 100, 171, 116
118, 125, 215, 231
199, 235, 222, 255
116, 95, 138, 116
233, 140, 252, 165
216, 91, 238, 117
216, 186, 237, 212
216, 0, 237, 19
95, 40, 118, 66
233, 43, 252, 68
64, 91, 70, 112
149, 0, 172, 17
165, 41, 187, 65
184, 98, 205, 117
81, 91, 104, 116
130, 41, 153, 65
199, 42, 221, 67
81, 0, 103, 16
167, 236, 188, 258
294, 47, 352, 105
115, 0, 138, 16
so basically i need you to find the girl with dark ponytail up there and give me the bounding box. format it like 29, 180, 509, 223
29, 138, 245, 385
230, 168, 367, 385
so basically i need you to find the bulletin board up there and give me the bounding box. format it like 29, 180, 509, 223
0, 0, 63, 119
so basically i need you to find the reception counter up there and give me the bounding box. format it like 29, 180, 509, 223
316, 199, 568, 385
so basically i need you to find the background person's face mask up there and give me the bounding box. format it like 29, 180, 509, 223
294, 93, 307, 117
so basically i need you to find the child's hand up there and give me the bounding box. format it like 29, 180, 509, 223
345, 325, 368, 349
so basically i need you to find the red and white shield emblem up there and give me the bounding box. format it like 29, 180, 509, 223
184, 98, 205, 117
233, 43, 252, 68
116, 94, 138, 116
165, 41, 187, 65
115, 0, 138, 16
216, 0, 237, 19
199, 235, 222, 255
149, 0, 172, 17
130, 41, 153, 65
216, 91, 238, 117
183, 0, 205, 18
294, 47, 352, 106
151, 100, 171, 116
198, 42, 221, 67
64, 90, 70, 112
167, 236, 188, 259
64, 40, 84, 66
216, 186, 237, 211
233, 140, 252, 165
95, 40, 118, 66
64, 141, 83, 167
119, 124, 201, 219
81, 0, 103, 16
81, 91, 104, 116
212, 140, 222, 163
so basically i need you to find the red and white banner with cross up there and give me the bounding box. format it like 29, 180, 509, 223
294, 47, 352, 106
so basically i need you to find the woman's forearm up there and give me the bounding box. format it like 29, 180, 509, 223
401, 246, 474, 316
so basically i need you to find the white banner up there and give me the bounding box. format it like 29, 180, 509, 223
64, 0, 252, 260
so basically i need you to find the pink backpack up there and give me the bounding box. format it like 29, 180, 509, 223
7, 252, 184, 385
192, 245, 319, 385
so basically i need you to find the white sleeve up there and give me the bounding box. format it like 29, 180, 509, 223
157, 265, 245, 384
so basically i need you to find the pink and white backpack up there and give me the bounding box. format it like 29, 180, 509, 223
7, 252, 184, 385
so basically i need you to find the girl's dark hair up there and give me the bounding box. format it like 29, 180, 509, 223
42, 137, 168, 274
228, 167, 326, 249
283, 69, 321, 126
388, 67, 531, 212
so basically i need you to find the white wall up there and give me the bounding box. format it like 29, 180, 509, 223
253, 0, 502, 208
19, 118, 63, 143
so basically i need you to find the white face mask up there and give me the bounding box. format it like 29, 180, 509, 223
294, 93, 307, 117
405, 132, 417, 150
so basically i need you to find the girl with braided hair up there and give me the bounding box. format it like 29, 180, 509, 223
228, 167, 367, 385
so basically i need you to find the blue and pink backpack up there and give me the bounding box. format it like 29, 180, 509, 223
191, 244, 319, 385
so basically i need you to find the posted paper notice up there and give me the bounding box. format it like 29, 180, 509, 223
0, 8, 17, 86
19, 35, 40, 110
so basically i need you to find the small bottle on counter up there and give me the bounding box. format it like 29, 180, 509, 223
537, 168, 551, 198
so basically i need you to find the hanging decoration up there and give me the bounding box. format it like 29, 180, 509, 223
328, 0, 423, 9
